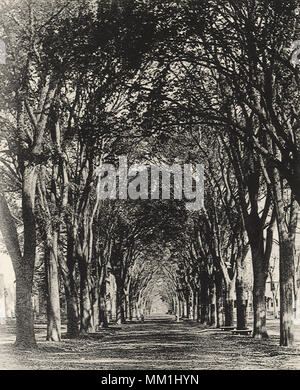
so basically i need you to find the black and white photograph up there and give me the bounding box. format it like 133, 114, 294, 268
0, 0, 300, 378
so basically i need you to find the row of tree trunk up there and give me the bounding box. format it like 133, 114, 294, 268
176, 269, 249, 330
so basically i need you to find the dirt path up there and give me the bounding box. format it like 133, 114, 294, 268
1, 316, 300, 370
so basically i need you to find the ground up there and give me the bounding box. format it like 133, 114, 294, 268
0, 315, 300, 370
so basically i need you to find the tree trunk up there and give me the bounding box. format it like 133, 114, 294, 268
180, 298, 184, 319
0, 194, 36, 348
279, 239, 295, 346
107, 294, 113, 323
59, 232, 79, 338
15, 269, 36, 348
224, 279, 235, 327
123, 291, 130, 321
18, 166, 38, 347
0, 170, 37, 348
271, 167, 298, 346
252, 263, 268, 339
215, 271, 224, 328
91, 282, 99, 331
192, 289, 198, 321
65, 285, 79, 338
99, 279, 108, 328
236, 263, 248, 330
200, 302, 209, 323
209, 280, 216, 327
185, 294, 190, 319
115, 276, 125, 324
236, 283, 247, 330
78, 259, 93, 333
45, 231, 61, 341
196, 290, 201, 322
129, 302, 133, 321
200, 271, 209, 324
128, 295, 134, 322
175, 295, 180, 322
135, 301, 140, 321
272, 290, 279, 319
249, 225, 271, 339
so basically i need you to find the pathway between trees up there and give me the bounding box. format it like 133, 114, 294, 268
0, 315, 300, 370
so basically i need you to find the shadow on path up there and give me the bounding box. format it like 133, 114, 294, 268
0, 315, 300, 370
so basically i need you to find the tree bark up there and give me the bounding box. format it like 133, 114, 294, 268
115, 276, 125, 324
209, 279, 216, 327
0, 176, 37, 348
191, 289, 196, 320
199, 271, 209, 324
215, 271, 223, 328
224, 279, 235, 327
279, 239, 295, 346
236, 283, 247, 330
248, 219, 273, 339
236, 261, 248, 330
175, 294, 180, 322
270, 166, 298, 346
61, 238, 79, 338
65, 285, 79, 338
45, 231, 61, 341
99, 277, 108, 328
184, 295, 189, 319
14, 269, 36, 348
252, 262, 268, 339
78, 259, 94, 333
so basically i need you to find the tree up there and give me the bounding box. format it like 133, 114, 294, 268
0, 0, 74, 347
